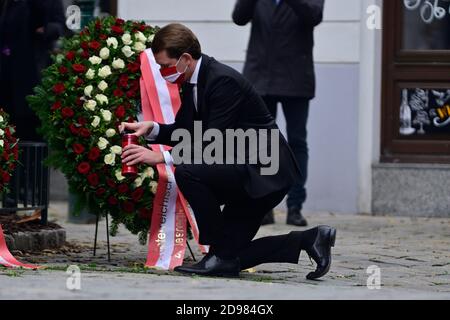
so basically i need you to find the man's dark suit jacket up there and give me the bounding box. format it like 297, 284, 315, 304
232, 0, 324, 98
152, 54, 301, 199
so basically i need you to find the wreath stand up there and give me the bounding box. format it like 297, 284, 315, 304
92, 213, 197, 262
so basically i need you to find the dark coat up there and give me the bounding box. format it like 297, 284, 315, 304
232, 0, 324, 98
0, 0, 64, 139
153, 54, 302, 198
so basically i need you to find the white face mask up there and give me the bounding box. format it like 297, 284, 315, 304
160, 56, 188, 84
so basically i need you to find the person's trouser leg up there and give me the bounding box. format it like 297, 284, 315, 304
174, 164, 247, 250
280, 97, 310, 210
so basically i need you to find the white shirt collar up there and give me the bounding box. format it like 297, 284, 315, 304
189, 56, 202, 85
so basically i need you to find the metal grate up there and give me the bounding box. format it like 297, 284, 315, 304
0, 142, 50, 224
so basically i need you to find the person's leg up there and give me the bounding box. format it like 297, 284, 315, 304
280, 97, 310, 225
259, 96, 279, 225
174, 164, 247, 250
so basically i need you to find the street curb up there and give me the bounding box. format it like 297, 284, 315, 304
4, 229, 66, 252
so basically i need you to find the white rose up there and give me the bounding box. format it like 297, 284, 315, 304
84, 85, 93, 97
95, 94, 108, 105
86, 68, 95, 80
98, 65, 112, 78
0, 116, 3, 122
147, 34, 155, 43
112, 58, 125, 69
115, 169, 125, 182
83, 100, 97, 111
134, 177, 143, 188
100, 109, 112, 122
91, 116, 100, 128
122, 33, 133, 45
88, 56, 102, 65
144, 167, 154, 178
0, 140, 3, 147
104, 153, 116, 166
133, 41, 146, 53
121, 45, 134, 58
97, 137, 109, 150
0, 129, 4, 137
135, 31, 147, 43
106, 128, 116, 137
106, 37, 118, 49
98, 80, 108, 91
149, 181, 158, 194
110, 145, 122, 155
100, 47, 110, 60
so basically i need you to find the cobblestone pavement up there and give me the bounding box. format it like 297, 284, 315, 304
0, 201, 449, 300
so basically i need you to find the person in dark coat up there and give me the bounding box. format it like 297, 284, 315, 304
120, 23, 336, 279
0, 0, 65, 142
233, 0, 325, 226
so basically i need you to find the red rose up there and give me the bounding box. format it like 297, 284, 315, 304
81, 50, 90, 59
61, 107, 74, 118
5, 127, 11, 138
53, 83, 65, 95
115, 18, 125, 26
72, 64, 86, 73
72, 143, 85, 154
95, 20, 102, 30
119, 75, 129, 88
51, 101, 62, 111
115, 105, 126, 119
106, 179, 116, 188
99, 34, 108, 40
81, 41, 89, 50
88, 147, 101, 161
89, 41, 101, 51
75, 78, 84, 87
87, 173, 99, 186
117, 184, 129, 194
113, 89, 124, 97
78, 117, 87, 125
122, 201, 135, 213
79, 128, 91, 138
69, 124, 79, 135
66, 51, 76, 61
108, 196, 118, 205
139, 24, 146, 32
131, 187, 144, 202
2, 171, 10, 183
77, 162, 91, 175
127, 62, 140, 73
59, 66, 68, 74
130, 80, 139, 91
95, 188, 106, 197
126, 90, 137, 98
139, 207, 152, 219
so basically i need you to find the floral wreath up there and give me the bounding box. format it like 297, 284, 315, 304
28, 17, 161, 243
0, 109, 19, 195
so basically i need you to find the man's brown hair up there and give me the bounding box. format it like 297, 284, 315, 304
152, 23, 202, 60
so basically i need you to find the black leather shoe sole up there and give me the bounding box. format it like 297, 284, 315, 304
174, 267, 240, 278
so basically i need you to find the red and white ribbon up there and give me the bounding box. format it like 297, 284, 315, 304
140, 49, 208, 270
0, 225, 41, 269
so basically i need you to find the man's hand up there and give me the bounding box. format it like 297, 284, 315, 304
119, 121, 154, 137
121, 144, 164, 166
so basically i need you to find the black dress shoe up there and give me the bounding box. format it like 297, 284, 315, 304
261, 210, 275, 225
304, 225, 336, 280
174, 254, 240, 278
287, 207, 308, 227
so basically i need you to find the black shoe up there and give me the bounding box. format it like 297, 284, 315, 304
261, 210, 275, 225
287, 207, 308, 227
174, 254, 240, 278
304, 225, 336, 280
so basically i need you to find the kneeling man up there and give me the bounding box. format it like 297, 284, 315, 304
120, 23, 335, 280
